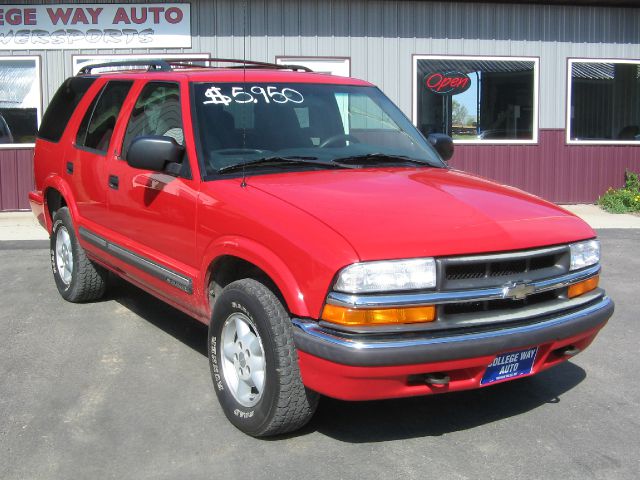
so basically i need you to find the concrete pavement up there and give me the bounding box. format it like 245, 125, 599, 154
1, 229, 637, 480
0, 212, 48, 241
561, 204, 640, 229
1, 204, 639, 242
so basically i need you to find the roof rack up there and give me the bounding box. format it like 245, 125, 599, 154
77, 58, 313, 75
179, 58, 313, 72
77, 60, 172, 75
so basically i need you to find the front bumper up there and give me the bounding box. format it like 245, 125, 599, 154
293, 296, 613, 400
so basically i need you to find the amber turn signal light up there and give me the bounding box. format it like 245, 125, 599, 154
567, 275, 599, 299
321, 304, 436, 326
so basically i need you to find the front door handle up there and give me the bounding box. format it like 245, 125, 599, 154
108, 175, 119, 190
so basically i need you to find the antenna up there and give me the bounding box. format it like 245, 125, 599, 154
240, 0, 248, 188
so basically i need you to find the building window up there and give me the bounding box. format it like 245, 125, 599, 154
567, 59, 640, 144
72, 53, 209, 75
0, 56, 41, 147
275, 57, 350, 77
413, 55, 539, 144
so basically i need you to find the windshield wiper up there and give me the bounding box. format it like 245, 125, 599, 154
217, 156, 348, 174
332, 153, 433, 167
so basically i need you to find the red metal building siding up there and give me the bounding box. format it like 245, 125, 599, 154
0, 149, 34, 211
1, 131, 640, 211
451, 129, 640, 204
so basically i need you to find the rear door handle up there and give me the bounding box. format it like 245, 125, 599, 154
66, 161, 74, 174
108, 175, 119, 190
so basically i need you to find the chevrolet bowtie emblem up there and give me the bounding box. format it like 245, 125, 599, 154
501, 281, 535, 300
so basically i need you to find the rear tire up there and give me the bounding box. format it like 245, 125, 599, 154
208, 278, 318, 437
50, 207, 107, 302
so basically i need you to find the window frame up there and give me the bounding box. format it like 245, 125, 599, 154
0, 55, 42, 149
566, 57, 640, 146
71, 53, 210, 75
412, 54, 540, 145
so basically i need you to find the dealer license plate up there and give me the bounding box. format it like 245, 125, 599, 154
481, 346, 538, 385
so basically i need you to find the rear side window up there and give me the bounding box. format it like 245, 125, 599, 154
37, 77, 96, 143
76, 80, 132, 154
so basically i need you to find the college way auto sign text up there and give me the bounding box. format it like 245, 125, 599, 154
0, 3, 191, 50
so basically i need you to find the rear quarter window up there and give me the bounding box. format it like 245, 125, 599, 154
37, 77, 96, 143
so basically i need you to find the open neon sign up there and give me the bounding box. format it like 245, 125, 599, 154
424, 71, 471, 95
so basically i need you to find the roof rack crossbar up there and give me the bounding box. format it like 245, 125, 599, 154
187, 57, 313, 72
76, 57, 314, 75
77, 60, 172, 75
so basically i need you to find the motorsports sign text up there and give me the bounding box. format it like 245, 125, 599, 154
0, 3, 191, 49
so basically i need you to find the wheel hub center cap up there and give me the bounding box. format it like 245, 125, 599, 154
221, 312, 266, 407
234, 348, 251, 380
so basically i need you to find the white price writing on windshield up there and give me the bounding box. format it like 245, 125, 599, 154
203, 85, 304, 105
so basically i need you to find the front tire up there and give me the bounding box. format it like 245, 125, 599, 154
208, 279, 318, 437
50, 207, 107, 302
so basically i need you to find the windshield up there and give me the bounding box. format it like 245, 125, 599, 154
191, 83, 445, 178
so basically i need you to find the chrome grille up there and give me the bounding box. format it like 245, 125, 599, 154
442, 289, 560, 316
446, 264, 484, 280
438, 245, 570, 291
437, 245, 571, 326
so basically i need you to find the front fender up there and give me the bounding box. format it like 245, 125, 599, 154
200, 236, 312, 318
196, 181, 361, 320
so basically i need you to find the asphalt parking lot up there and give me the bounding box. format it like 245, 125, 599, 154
1, 230, 638, 480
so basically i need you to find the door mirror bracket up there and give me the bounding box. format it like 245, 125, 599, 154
427, 133, 454, 162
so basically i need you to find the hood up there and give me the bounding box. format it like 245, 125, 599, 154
245, 167, 595, 261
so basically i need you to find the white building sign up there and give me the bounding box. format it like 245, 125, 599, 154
0, 3, 191, 50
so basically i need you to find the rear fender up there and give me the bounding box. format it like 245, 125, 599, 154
41, 175, 78, 234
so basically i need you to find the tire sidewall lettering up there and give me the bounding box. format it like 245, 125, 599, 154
51, 217, 72, 292
233, 408, 255, 419
208, 287, 275, 432
231, 301, 254, 322
209, 335, 224, 391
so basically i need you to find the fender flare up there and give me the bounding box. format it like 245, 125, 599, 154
201, 235, 311, 318
41, 175, 79, 234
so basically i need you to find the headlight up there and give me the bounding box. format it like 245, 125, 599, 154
569, 240, 600, 271
334, 258, 436, 293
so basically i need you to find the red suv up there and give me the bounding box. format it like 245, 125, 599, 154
30, 59, 613, 437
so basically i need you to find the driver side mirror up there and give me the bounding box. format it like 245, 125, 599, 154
126, 136, 184, 173
427, 133, 454, 162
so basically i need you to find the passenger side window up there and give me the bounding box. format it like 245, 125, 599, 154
76, 80, 133, 154
122, 82, 183, 160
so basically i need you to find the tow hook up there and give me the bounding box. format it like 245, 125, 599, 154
424, 372, 450, 386
559, 345, 581, 357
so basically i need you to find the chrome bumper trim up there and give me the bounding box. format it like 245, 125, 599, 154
292, 296, 614, 366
